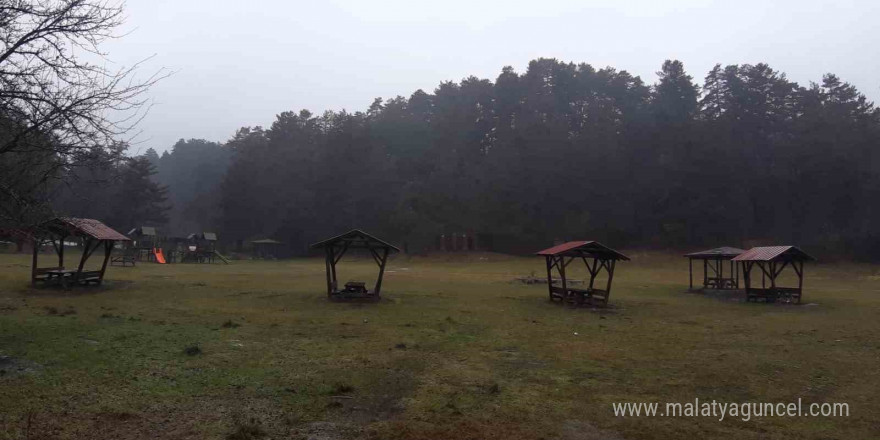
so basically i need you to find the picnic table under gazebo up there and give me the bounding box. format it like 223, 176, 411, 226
536, 241, 629, 307
31, 218, 130, 288
310, 229, 399, 300
684, 246, 745, 291
733, 246, 816, 303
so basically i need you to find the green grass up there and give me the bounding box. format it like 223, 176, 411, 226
1, 252, 878, 439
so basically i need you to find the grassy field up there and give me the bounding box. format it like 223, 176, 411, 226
1, 251, 878, 439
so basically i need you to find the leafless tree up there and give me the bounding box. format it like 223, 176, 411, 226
0, 0, 166, 228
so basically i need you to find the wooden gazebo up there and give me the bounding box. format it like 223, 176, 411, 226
732, 246, 816, 303
310, 229, 399, 300
251, 238, 282, 259
31, 218, 130, 287
684, 246, 745, 291
536, 241, 629, 307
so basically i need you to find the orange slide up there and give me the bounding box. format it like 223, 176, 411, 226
153, 248, 167, 264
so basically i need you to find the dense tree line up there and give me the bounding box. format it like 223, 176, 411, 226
73, 59, 880, 258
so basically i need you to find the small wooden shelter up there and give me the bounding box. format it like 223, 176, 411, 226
31, 218, 130, 287
732, 246, 816, 303
684, 246, 744, 290
310, 229, 399, 300
536, 241, 629, 307
251, 238, 282, 259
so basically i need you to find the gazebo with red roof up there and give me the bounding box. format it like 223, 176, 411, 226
31, 218, 130, 287
536, 241, 629, 307
732, 246, 816, 303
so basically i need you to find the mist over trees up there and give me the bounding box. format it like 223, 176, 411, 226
72, 58, 880, 258
0, 0, 165, 228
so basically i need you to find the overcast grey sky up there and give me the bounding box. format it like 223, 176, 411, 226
106, 0, 880, 154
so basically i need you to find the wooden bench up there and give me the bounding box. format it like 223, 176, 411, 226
342, 281, 368, 294
549, 285, 609, 306
706, 277, 737, 289
75, 270, 104, 285
746, 287, 801, 303
111, 254, 136, 267
33, 267, 64, 283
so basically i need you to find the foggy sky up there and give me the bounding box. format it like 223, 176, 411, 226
105, 0, 880, 154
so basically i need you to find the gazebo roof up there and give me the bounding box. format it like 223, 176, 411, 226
127, 226, 157, 236
732, 246, 816, 262
251, 238, 282, 244
535, 241, 630, 260
43, 218, 130, 241
684, 246, 745, 259
310, 229, 400, 252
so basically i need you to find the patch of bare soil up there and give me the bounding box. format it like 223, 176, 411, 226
560, 420, 627, 440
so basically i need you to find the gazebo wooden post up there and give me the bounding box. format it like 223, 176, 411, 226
58, 235, 65, 268
761, 263, 765, 289
31, 237, 40, 287
558, 256, 568, 303
330, 246, 338, 291
76, 238, 91, 283
769, 261, 776, 297
795, 260, 804, 303
374, 246, 389, 296
589, 257, 598, 290
732, 260, 738, 288
324, 246, 334, 296
688, 257, 693, 290
545, 256, 553, 300
604, 259, 616, 305
98, 240, 114, 284
702, 259, 708, 288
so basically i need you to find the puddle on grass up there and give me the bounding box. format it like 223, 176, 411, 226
0, 354, 43, 377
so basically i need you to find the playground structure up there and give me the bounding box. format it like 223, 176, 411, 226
684, 246, 745, 291
31, 218, 130, 288
126, 226, 160, 261
311, 229, 399, 300
182, 232, 229, 264
536, 241, 629, 307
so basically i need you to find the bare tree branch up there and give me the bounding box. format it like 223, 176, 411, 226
0, 0, 168, 228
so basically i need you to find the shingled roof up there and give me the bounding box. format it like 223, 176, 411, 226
684, 246, 745, 259
310, 229, 400, 252
536, 241, 630, 260
43, 218, 130, 241
732, 246, 816, 262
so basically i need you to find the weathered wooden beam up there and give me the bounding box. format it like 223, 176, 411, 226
324, 246, 334, 296
689, 257, 693, 290
333, 241, 350, 265
374, 247, 390, 296
98, 240, 113, 284
31, 237, 39, 287
545, 256, 554, 300
605, 259, 616, 305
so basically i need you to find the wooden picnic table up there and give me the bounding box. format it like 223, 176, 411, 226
44, 269, 77, 288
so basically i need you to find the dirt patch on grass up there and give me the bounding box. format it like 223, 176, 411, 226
560, 420, 627, 440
